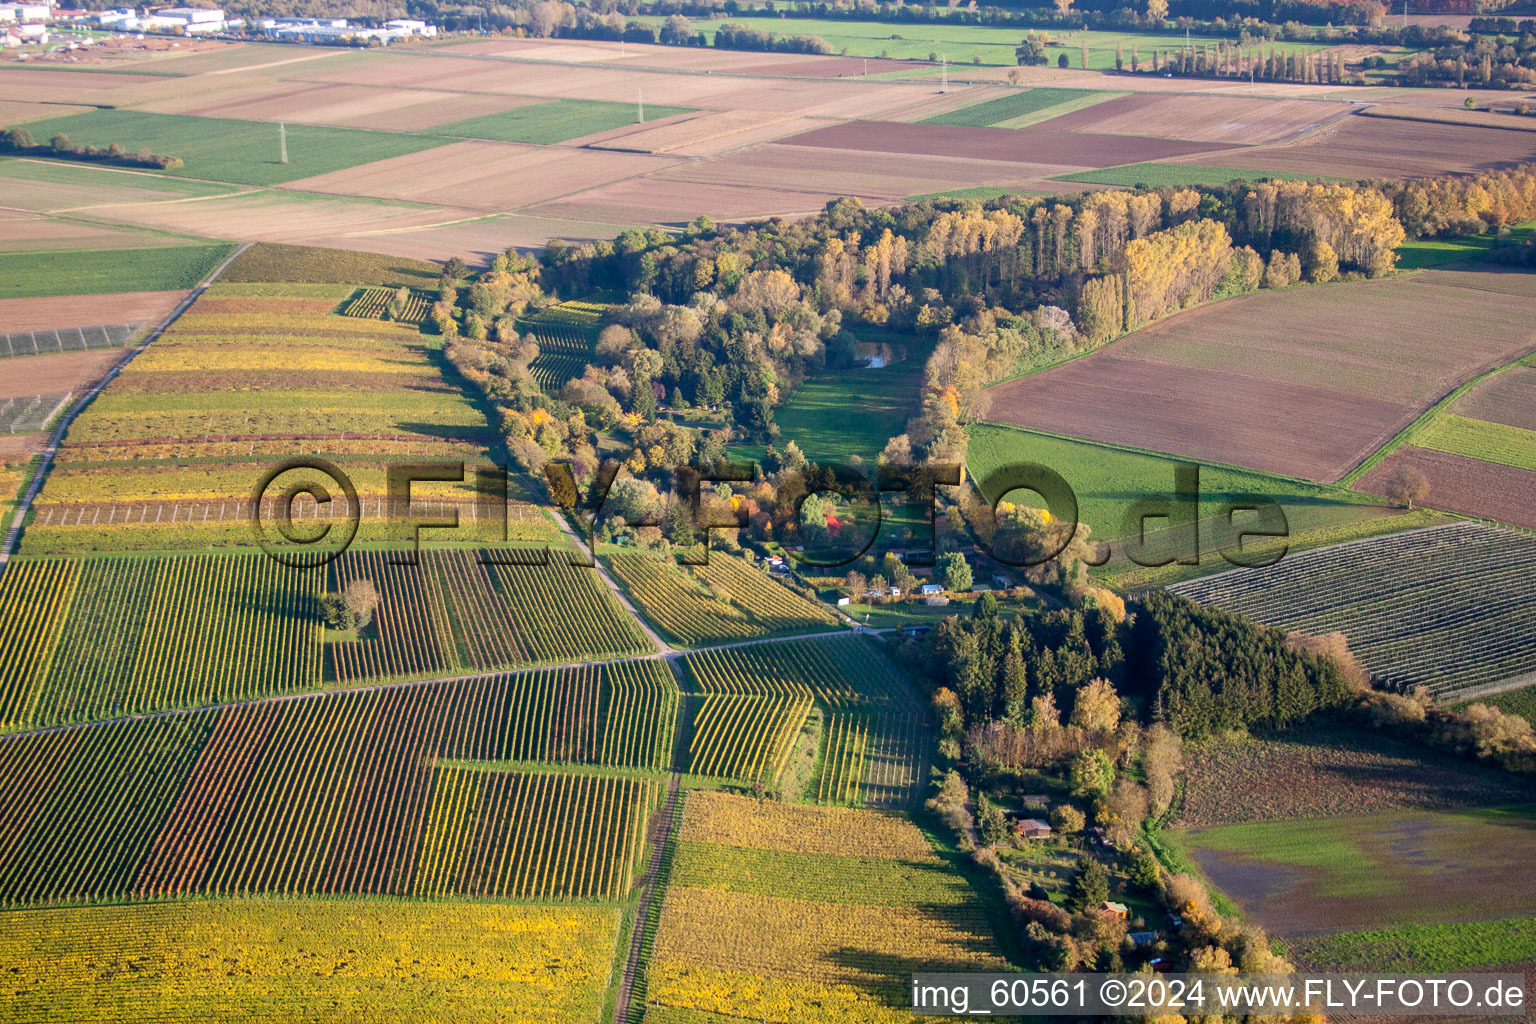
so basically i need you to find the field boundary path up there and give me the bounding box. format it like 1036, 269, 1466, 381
0, 242, 252, 575
614, 676, 694, 1024
546, 510, 675, 656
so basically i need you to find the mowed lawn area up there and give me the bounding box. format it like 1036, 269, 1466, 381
1181, 804, 1536, 970
434, 98, 695, 145
1053, 162, 1335, 187
0, 244, 235, 298
17, 110, 450, 186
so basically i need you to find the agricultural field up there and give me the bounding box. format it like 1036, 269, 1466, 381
1168, 522, 1536, 702
1176, 726, 1533, 827
0, 245, 234, 299
646, 791, 1008, 1024
921, 88, 1120, 128
342, 285, 434, 323
1182, 804, 1536, 963
16, 110, 451, 187
966, 422, 1415, 587
522, 300, 603, 393
435, 97, 695, 145
983, 268, 1536, 484
0, 900, 620, 1023
1053, 161, 1331, 187
0, 667, 672, 904
1477, 685, 1536, 727
606, 551, 842, 648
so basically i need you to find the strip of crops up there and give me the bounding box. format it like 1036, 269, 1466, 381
684, 636, 904, 708
484, 556, 653, 663
425, 549, 530, 671
859, 713, 928, 810
342, 286, 433, 323
0, 712, 217, 904
0, 665, 673, 905
688, 693, 810, 783
0, 900, 620, 1023
526, 322, 593, 394
814, 714, 870, 805
1169, 522, 1536, 699
0, 560, 78, 731
327, 550, 451, 684
33, 558, 156, 726
608, 552, 840, 648
413, 766, 656, 900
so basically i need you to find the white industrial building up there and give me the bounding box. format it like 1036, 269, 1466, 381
256, 15, 436, 43
139, 6, 226, 33
0, 4, 51, 24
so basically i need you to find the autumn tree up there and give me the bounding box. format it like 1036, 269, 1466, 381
1383, 465, 1431, 509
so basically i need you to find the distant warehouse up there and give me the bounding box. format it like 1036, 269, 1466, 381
255, 16, 437, 43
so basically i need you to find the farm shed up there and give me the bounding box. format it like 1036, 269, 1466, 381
1014, 818, 1052, 840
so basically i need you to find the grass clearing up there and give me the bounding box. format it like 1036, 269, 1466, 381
0, 244, 233, 298
1394, 219, 1536, 270
15, 110, 448, 186
906, 185, 1044, 202
1053, 162, 1334, 187
1294, 916, 1536, 972
435, 98, 695, 145
0, 157, 238, 198
920, 87, 1109, 127
1414, 412, 1536, 471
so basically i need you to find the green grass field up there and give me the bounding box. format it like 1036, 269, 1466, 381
435, 98, 695, 145
1053, 162, 1334, 187
16, 110, 448, 186
1294, 916, 1536, 972
645, 17, 1333, 69
733, 346, 926, 468
920, 87, 1113, 127
0, 157, 237, 198
967, 421, 1392, 543
1394, 219, 1536, 270
0, 244, 235, 298
1414, 413, 1536, 471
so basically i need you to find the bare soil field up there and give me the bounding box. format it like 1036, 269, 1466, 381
1454, 364, 1536, 431
0, 211, 183, 253
1353, 446, 1536, 528
84, 189, 480, 243
1358, 103, 1536, 133
984, 270, 1536, 482
432, 38, 920, 77
282, 140, 679, 210
0, 433, 44, 462
528, 175, 849, 226
293, 54, 930, 117
0, 291, 186, 333
0, 350, 122, 400
1032, 93, 1349, 143
147, 81, 536, 131
0, 68, 176, 101
1177, 726, 1532, 828
1168, 112, 1536, 177
303, 211, 642, 263
781, 119, 1237, 165
657, 142, 1082, 200
0, 100, 95, 125
577, 110, 809, 155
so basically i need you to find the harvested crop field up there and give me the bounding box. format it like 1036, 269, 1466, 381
1030, 93, 1349, 143
1176, 726, 1533, 827
1452, 363, 1536, 431
0, 291, 186, 333
782, 119, 1237, 165
579, 110, 809, 155
145, 81, 536, 131
1168, 113, 1536, 178
1353, 446, 1536, 529
656, 142, 1071, 201
0, 350, 123, 399
0, 159, 238, 213
530, 176, 848, 226
985, 270, 1536, 482
1183, 804, 1536, 937
0, 68, 176, 102
282, 141, 678, 210
304, 212, 641, 263
1357, 103, 1536, 133
0, 212, 185, 254
84, 190, 478, 243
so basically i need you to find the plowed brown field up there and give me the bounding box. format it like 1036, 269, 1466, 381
1453, 364, 1536, 431
782, 119, 1236, 165
0, 292, 187, 333
984, 269, 1536, 482
1353, 447, 1536, 528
